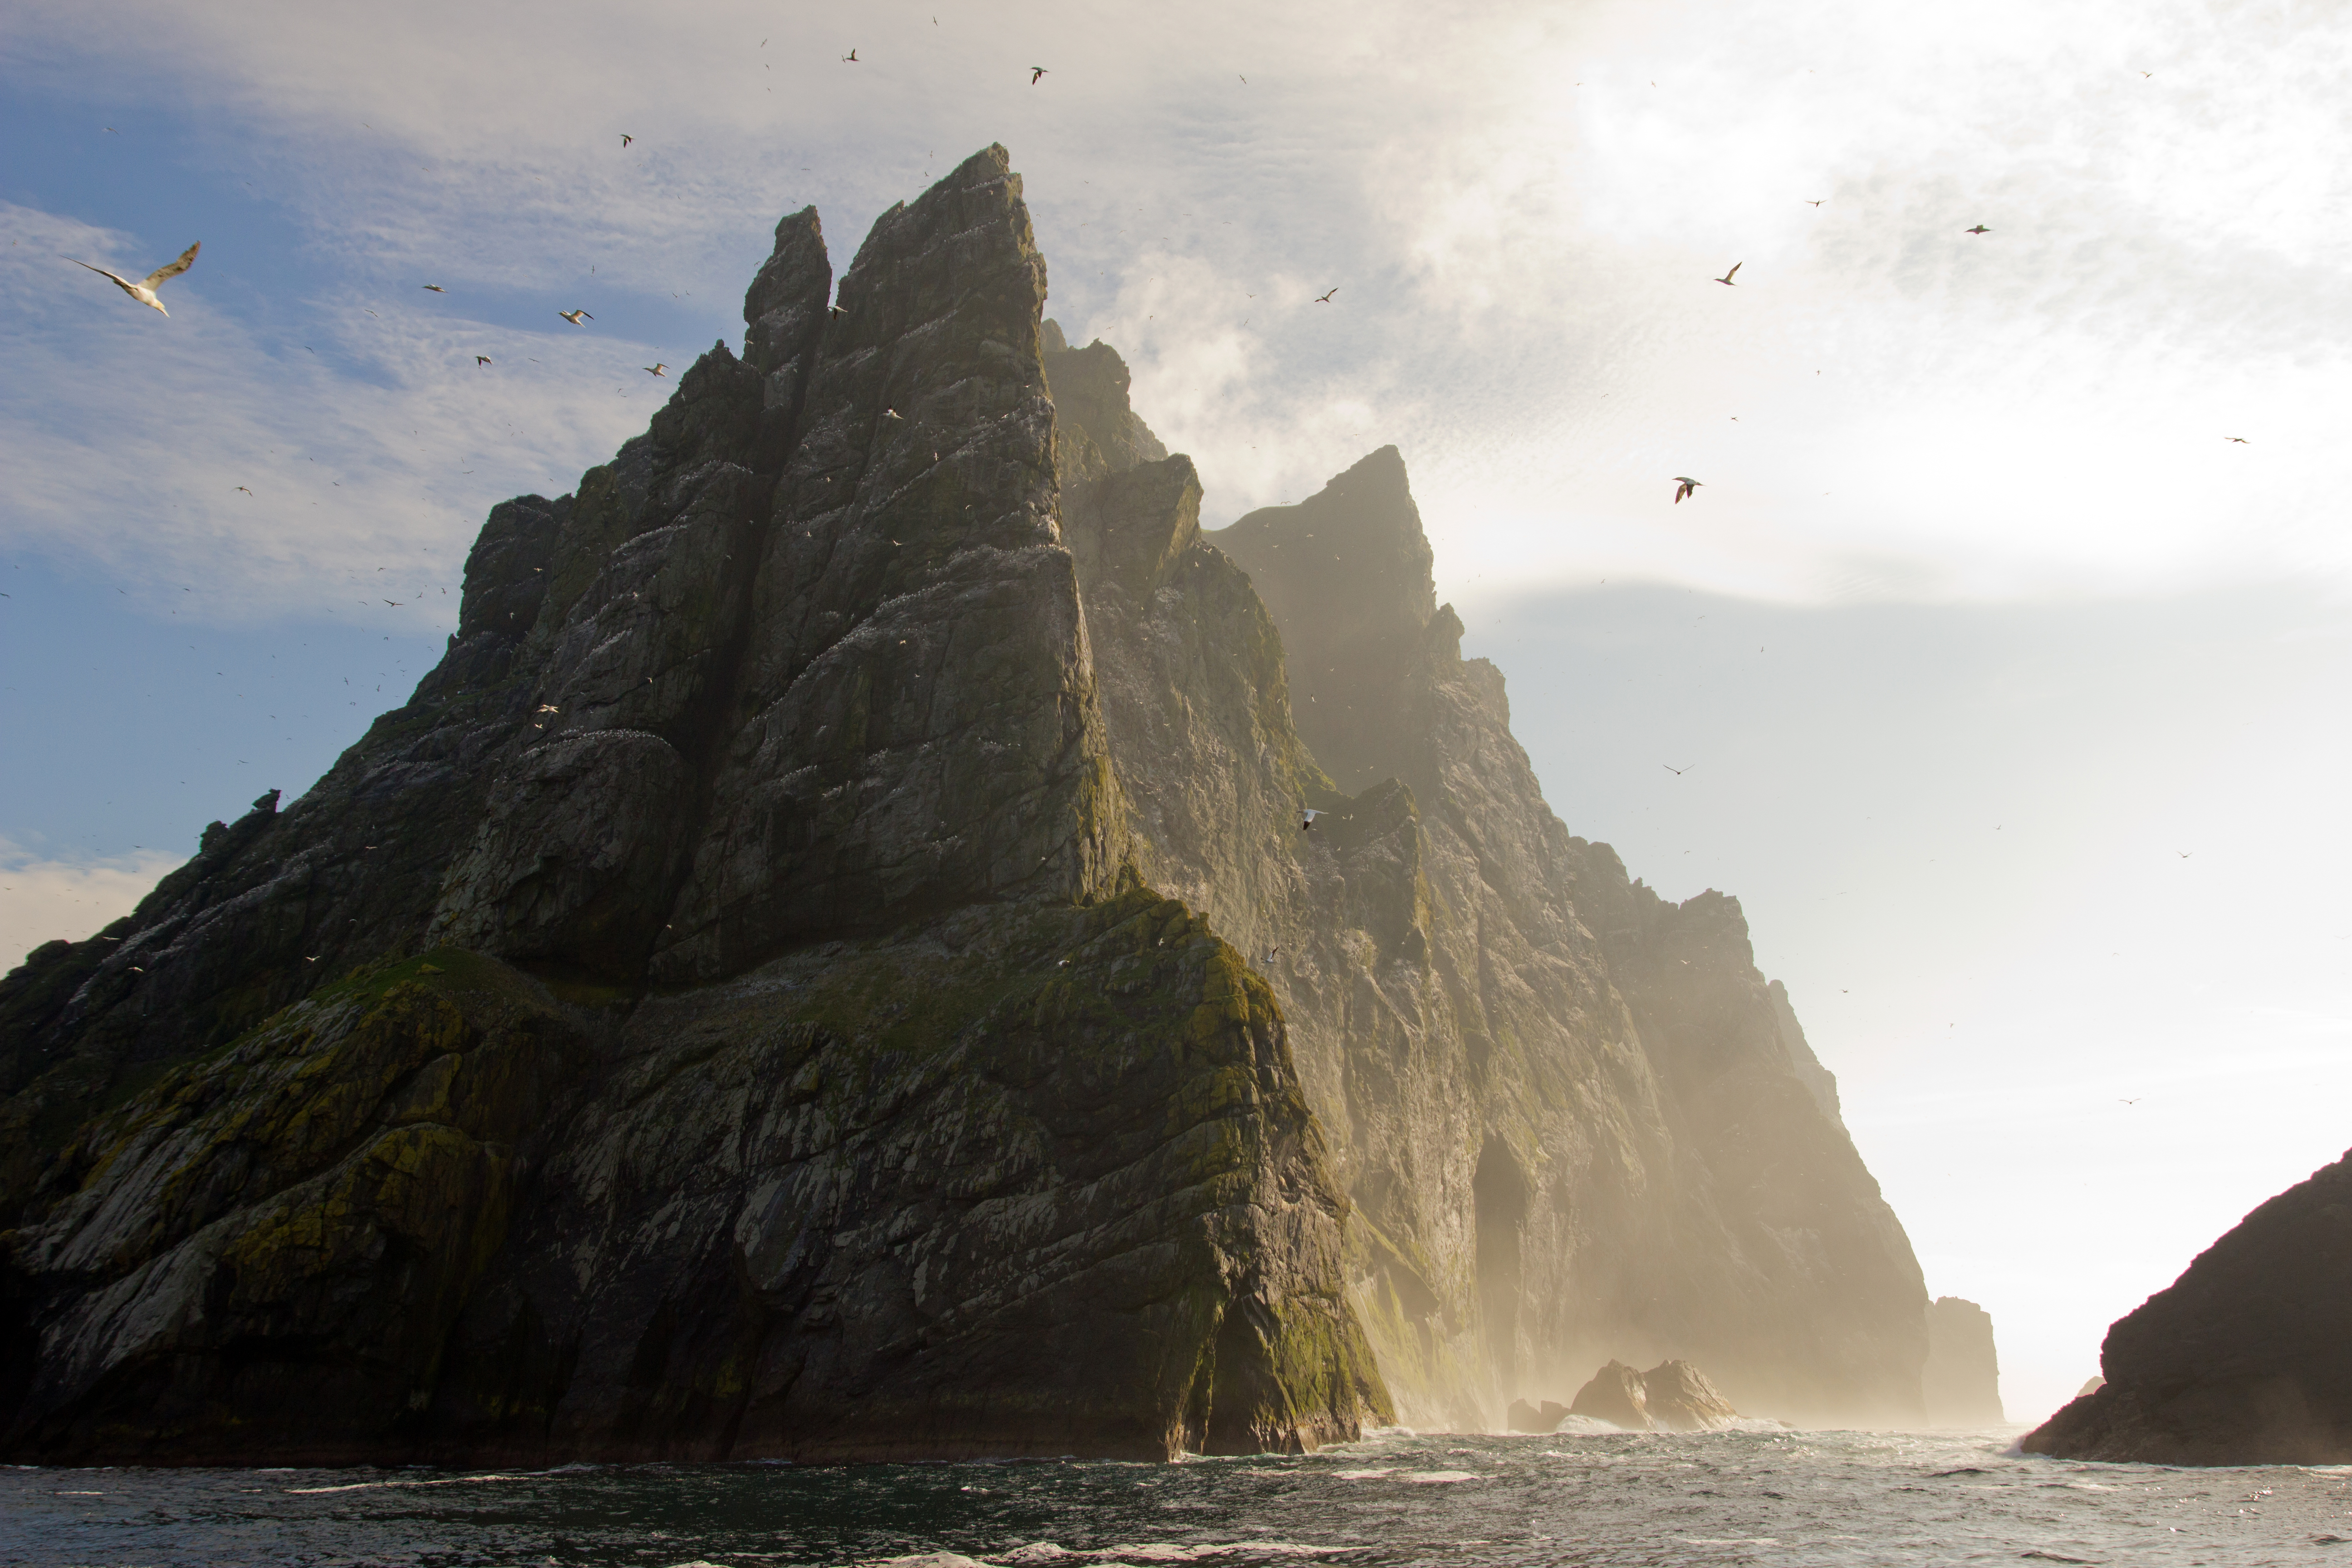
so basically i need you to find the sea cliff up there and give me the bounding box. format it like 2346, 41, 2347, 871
0, 144, 1927, 1461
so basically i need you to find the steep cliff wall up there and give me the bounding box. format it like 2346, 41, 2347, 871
0, 147, 1384, 1464
1923, 1296, 2006, 1426
2025, 1148, 2352, 1464
1057, 358, 1929, 1426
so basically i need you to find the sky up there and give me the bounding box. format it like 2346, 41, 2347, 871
5, 0, 2350, 1427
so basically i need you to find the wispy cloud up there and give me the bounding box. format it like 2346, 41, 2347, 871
5, 0, 2351, 624
0, 838, 182, 966
2, 201, 672, 621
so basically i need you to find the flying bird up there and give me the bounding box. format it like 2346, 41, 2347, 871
2177, 850, 2193, 858
1030, 66, 1048, 84
559, 309, 593, 325
1713, 262, 1741, 286
384, 599, 403, 606
1672, 476, 1702, 503
476, 355, 493, 366
2120, 1097, 2142, 1104
1313, 287, 1338, 303
2224, 436, 2249, 443
64, 240, 200, 315
422, 284, 446, 292
843, 48, 858, 61
1663, 763, 1693, 775
1299, 808, 1323, 831
1965, 225, 1991, 234
621, 134, 634, 147
1804, 199, 1825, 206
828, 303, 848, 318
883, 407, 906, 420
644, 362, 668, 376
234, 486, 252, 495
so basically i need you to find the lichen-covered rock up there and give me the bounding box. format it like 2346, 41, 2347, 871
2023, 1148, 2352, 1464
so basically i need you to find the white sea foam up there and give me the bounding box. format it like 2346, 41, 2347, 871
998, 1543, 1364, 1563
1396, 1471, 1480, 1484
284, 1472, 553, 1494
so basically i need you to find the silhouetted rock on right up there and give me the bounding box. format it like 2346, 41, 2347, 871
2024, 1148, 2352, 1464
1923, 1296, 2006, 1426
1569, 1361, 1652, 1429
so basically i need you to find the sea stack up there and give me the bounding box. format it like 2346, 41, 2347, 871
1, 144, 1931, 1463
2025, 1148, 2352, 1464
1922, 1296, 2006, 1426
1564, 1359, 1739, 1431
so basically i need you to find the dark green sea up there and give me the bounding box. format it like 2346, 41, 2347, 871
9, 1426, 2348, 1567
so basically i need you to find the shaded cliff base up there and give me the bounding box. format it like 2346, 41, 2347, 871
0, 892, 1388, 1464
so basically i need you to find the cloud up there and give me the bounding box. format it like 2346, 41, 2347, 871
1, 201, 679, 622
5, 0, 2351, 615
0, 839, 182, 968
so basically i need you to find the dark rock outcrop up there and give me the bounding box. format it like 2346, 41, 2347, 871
0, 142, 1931, 1460
2024, 1149, 2352, 1464
0, 148, 1382, 1464
1923, 1296, 2006, 1426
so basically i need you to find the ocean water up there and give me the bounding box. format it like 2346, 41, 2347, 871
7, 1426, 2350, 1567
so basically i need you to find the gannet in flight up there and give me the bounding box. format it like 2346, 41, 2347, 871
65, 240, 200, 315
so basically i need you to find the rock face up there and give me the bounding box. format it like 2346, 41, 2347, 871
1206, 456, 1929, 1427
1569, 1361, 1654, 1429
1564, 1358, 1739, 1431
0, 143, 1930, 1461
2024, 1149, 2352, 1465
1922, 1296, 2006, 1426
0, 148, 1379, 1465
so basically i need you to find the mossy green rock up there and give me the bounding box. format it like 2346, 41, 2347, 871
2, 899, 1382, 1462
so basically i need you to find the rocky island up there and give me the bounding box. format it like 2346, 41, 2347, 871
2025, 1148, 2352, 1464
0, 145, 1931, 1463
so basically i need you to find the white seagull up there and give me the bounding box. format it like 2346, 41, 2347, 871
66, 240, 200, 315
